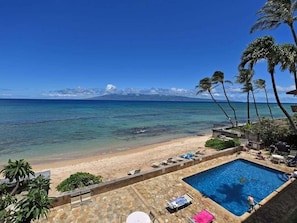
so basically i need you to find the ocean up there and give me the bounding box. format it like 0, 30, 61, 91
0, 99, 292, 165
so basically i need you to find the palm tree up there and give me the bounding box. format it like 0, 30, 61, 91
196, 77, 234, 126
239, 36, 297, 132
0, 184, 17, 210
251, 0, 297, 45
0, 159, 35, 195
278, 43, 297, 90
254, 79, 274, 119
14, 188, 52, 223
235, 68, 254, 124
249, 82, 262, 123
211, 71, 239, 127
28, 175, 51, 195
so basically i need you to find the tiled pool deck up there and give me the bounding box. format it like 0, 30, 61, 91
36, 151, 295, 223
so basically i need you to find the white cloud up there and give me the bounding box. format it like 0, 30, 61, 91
45, 87, 100, 98
276, 84, 295, 93
41, 82, 296, 102
104, 84, 117, 94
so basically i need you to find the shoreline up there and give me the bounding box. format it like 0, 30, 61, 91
25, 131, 213, 167
32, 134, 213, 196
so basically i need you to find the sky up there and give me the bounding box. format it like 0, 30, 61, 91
0, 0, 297, 102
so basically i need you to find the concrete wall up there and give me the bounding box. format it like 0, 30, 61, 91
212, 128, 241, 139
51, 146, 240, 207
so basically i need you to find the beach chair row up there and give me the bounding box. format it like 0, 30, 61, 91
150, 149, 206, 168
127, 149, 206, 175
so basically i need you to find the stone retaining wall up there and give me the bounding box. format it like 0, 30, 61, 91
51, 146, 240, 207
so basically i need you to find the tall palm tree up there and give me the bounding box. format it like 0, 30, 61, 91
249, 82, 262, 122
211, 71, 239, 127
254, 78, 274, 119
235, 68, 254, 124
0, 159, 35, 195
251, 0, 297, 45
239, 36, 297, 132
278, 43, 297, 90
196, 77, 234, 126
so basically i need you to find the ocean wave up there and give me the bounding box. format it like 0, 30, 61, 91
0, 116, 99, 126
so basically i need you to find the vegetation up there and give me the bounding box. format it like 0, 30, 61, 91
205, 138, 240, 151
0, 159, 52, 223
211, 71, 238, 127
56, 172, 103, 192
239, 36, 297, 132
238, 116, 297, 146
253, 79, 274, 119
0, 159, 35, 195
250, 0, 297, 45
196, 77, 234, 127
196, 0, 297, 135
235, 68, 254, 125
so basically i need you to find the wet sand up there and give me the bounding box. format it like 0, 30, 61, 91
32, 134, 214, 196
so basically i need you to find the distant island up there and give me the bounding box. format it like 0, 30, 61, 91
89, 94, 216, 102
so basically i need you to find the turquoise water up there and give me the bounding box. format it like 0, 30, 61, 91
0, 99, 292, 165
183, 159, 287, 216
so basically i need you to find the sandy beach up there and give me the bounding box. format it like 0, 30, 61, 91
32, 134, 214, 196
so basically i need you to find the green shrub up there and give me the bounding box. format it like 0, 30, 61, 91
205, 138, 240, 150
56, 172, 102, 192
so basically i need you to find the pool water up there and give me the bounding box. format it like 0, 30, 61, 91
182, 159, 287, 216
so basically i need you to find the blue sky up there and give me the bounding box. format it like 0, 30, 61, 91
0, 0, 296, 102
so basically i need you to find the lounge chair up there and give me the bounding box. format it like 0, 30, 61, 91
167, 193, 193, 211
189, 209, 215, 223
287, 149, 297, 159
173, 157, 185, 162
127, 169, 141, 175
167, 157, 174, 163
161, 160, 169, 165
286, 155, 297, 167
180, 152, 195, 160
168, 158, 178, 163
151, 162, 161, 168
195, 148, 206, 155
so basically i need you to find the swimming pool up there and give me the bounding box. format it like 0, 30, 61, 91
182, 159, 287, 216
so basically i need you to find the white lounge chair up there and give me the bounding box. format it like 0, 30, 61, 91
167, 193, 193, 211
127, 169, 141, 175
151, 162, 161, 168
161, 160, 169, 165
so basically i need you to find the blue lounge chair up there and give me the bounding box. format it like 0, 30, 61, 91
167, 193, 193, 211
287, 155, 297, 167
181, 152, 195, 160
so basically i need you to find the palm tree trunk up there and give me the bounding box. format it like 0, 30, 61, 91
247, 91, 251, 124
286, 24, 297, 90
10, 180, 20, 195
251, 90, 261, 122
289, 24, 297, 46
208, 90, 234, 127
222, 84, 238, 127
264, 87, 273, 119
293, 70, 297, 92
270, 71, 297, 133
